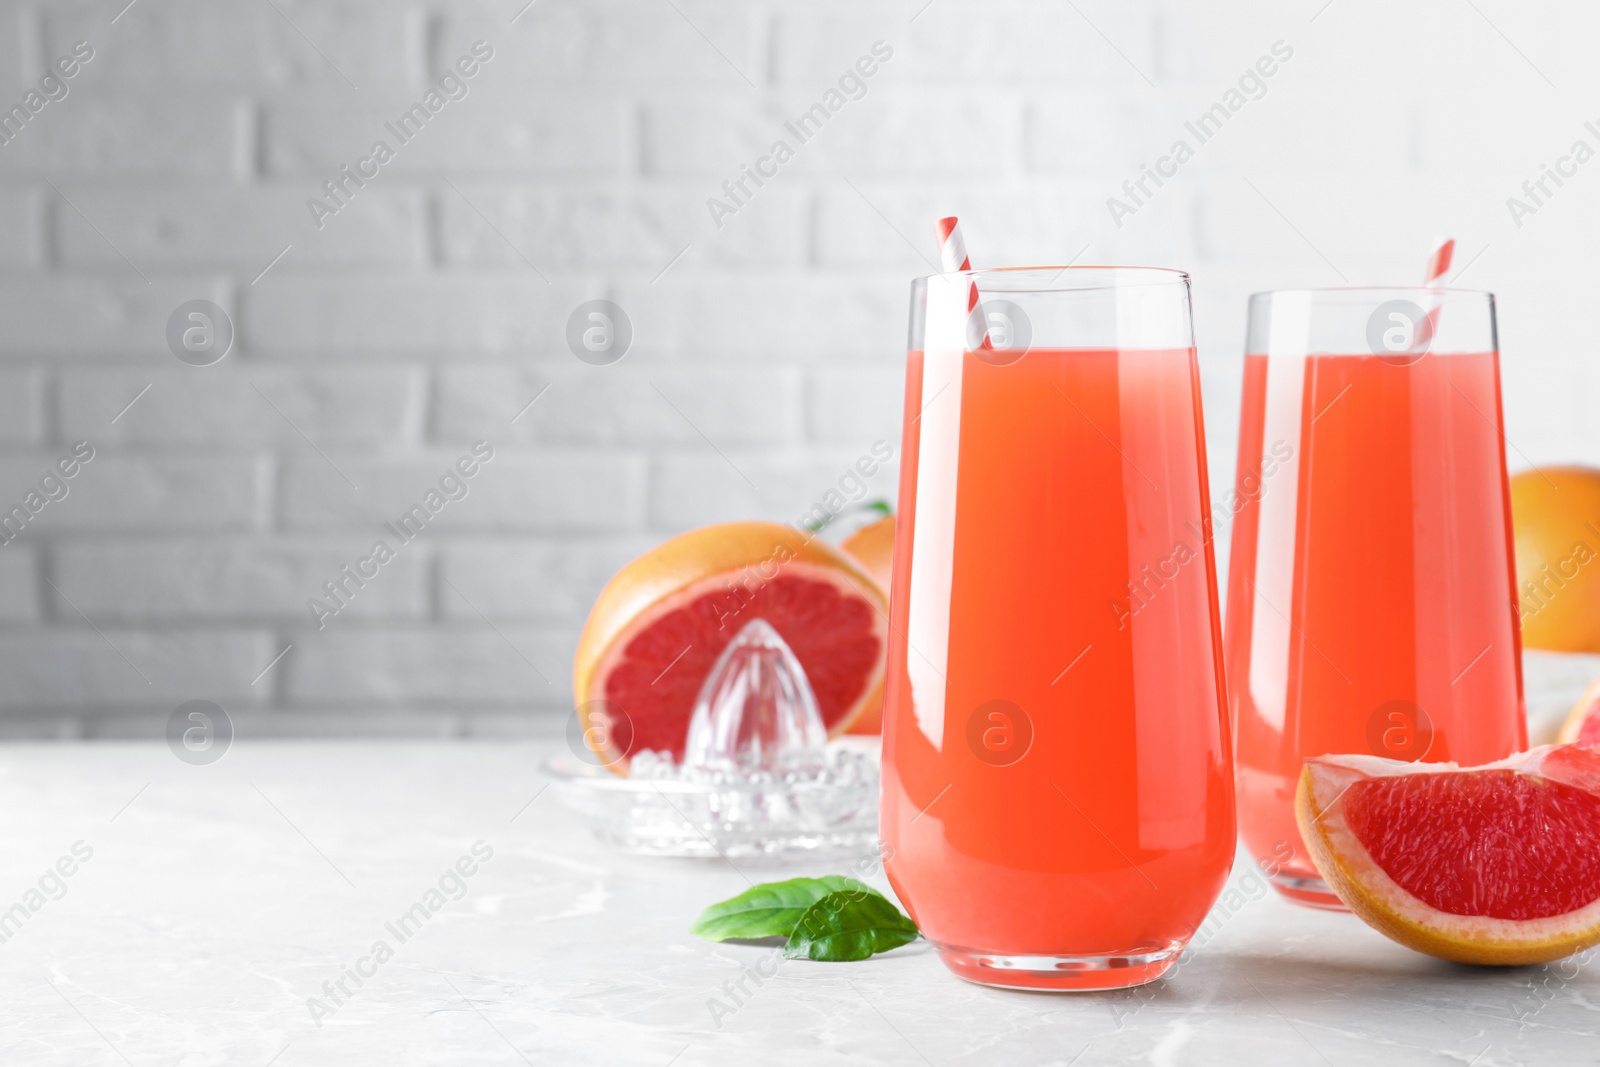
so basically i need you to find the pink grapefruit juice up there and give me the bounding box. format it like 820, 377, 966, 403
881, 346, 1236, 989
1227, 351, 1527, 903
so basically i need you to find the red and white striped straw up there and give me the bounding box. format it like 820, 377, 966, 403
935, 216, 972, 273
1423, 237, 1455, 287
934, 216, 993, 350
1420, 236, 1454, 352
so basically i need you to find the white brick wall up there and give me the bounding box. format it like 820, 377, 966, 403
0, 0, 1592, 736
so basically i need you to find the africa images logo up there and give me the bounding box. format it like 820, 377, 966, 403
1105, 40, 1294, 227
306, 42, 495, 230
704, 41, 894, 229
0, 41, 95, 147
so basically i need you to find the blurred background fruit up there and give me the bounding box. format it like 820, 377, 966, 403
1511, 466, 1600, 652
840, 513, 896, 735
1512, 467, 1600, 743
840, 512, 895, 592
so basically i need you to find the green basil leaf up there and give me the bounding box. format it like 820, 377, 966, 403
782, 889, 919, 961
691, 876, 876, 942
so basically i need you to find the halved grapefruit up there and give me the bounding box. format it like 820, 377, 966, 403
839, 514, 895, 736
1297, 745, 1600, 965
1559, 678, 1600, 748
572, 522, 888, 774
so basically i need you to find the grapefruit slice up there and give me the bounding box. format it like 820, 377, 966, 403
839, 514, 895, 736
1297, 745, 1600, 965
573, 522, 888, 773
1559, 678, 1600, 747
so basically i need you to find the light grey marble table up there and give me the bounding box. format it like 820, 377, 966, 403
0, 740, 1593, 1066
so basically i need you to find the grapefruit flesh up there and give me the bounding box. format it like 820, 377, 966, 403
1559, 678, 1600, 747
839, 514, 895, 735
573, 522, 888, 772
1298, 745, 1600, 964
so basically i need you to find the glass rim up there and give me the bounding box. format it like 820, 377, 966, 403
1248, 286, 1494, 301
917, 265, 1191, 292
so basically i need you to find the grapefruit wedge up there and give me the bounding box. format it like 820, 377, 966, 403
1297, 745, 1600, 965
573, 522, 888, 774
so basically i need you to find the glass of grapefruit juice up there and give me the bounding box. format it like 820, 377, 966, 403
881, 267, 1236, 991
1226, 288, 1527, 909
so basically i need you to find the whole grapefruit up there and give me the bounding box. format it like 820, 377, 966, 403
1511, 466, 1600, 652
839, 514, 895, 735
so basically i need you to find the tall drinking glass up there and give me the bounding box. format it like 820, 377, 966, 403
1226, 288, 1527, 910
881, 267, 1235, 991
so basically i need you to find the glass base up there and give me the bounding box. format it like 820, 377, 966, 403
1270, 872, 1349, 911
542, 750, 879, 858
932, 940, 1184, 991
